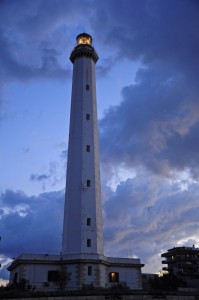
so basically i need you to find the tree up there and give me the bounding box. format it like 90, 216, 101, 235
57, 270, 71, 291
149, 273, 186, 291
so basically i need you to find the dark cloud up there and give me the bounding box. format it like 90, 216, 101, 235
29, 161, 64, 191
92, 0, 199, 69
98, 0, 199, 178
100, 65, 199, 178
0, 189, 64, 279
1, 0, 199, 280
30, 173, 50, 182
95, 0, 199, 265
103, 172, 199, 271
0, 0, 95, 84
2, 178, 199, 279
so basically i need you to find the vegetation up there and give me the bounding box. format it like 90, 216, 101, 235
0, 276, 193, 299
57, 270, 71, 291
0, 278, 35, 299
0, 280, 131, 299
149, 273, 186, 291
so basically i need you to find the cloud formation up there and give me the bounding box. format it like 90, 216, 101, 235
99, 0, 199, 179
0, 189, 64, 279
96, 0, 199, 271
103, 169, 199, 271
1, 0, 199, 282
0, 0, 95, 84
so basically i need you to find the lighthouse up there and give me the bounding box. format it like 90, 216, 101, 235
8, 33, 144, 291
62, 33, 103, 257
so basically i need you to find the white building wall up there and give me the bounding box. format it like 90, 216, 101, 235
24, 264, 60, 290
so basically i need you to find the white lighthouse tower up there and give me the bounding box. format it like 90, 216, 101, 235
62, 33, 103, 257
8, 33, 144, 291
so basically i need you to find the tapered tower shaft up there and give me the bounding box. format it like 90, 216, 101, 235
62, 33, 103, 256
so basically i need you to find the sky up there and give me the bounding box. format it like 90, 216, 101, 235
0, 0, 199, 284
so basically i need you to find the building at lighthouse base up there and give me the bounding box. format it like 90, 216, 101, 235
8, 253, 144, 291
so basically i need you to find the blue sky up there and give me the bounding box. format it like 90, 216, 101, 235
0, 0, 199, 283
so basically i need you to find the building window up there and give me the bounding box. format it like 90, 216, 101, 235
88, 266, 92, 276
87, 218, 91, 226
48, 270, 59, 282
13, 272, 18, 284
86, 145, 90, 152
87, 239, 91, 247
87, 180, 91, 187
86, 113, 90, 120
86, 84, 90, 90
109, 272, 119, 283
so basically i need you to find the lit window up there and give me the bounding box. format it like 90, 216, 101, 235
87, 239, 91, 247
87, 218, 91, 226
88, 266, 92, 276
86, 84, 90, 90
86, 114, 90, 120
109, 272, 119, 283
86, 145, 90, 152
87, 180, 91, 187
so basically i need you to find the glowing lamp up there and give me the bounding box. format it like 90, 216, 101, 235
76, 33, 92, 45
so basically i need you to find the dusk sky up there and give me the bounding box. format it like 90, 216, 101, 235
0, 0, 199, 284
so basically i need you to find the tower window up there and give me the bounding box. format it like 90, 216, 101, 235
87, 218, 91, 226
87, 239, 91, 247
86, 84, 90, 90
87, 180, 91, 187
109, 272, 119, 283
86, 145, 90, 152
88, 266, 92, 276
86, 113, 90, 120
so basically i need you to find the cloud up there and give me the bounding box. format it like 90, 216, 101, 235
0, 189, 64, 279
29, 161, 65, 191
99, 65, 199, 178
97, 0, 199, 179
1, 0, 199, 281
91, 0, 199, 69
30, 173, 50, 181
103, 170, 199, 272
0, 0, 96, 84
60, 149, 67, 161
2, 176, 199, 279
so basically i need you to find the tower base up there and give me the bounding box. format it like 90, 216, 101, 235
8, 253, 144, 291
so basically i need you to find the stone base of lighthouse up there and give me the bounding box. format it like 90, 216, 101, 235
8, 253, 143, 291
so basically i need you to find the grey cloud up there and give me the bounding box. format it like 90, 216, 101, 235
1, 0, 199, 279
0, 189, 64, 279
99, 63, 199, 178
92, 0, 199, 70
60, 149, 67, 160
1, 176, 199, 279
30, 173, 50, 181
103, 174, 199, 271
0, 0, 94, 84
95, 1, 199, 176
29, 161, 63, 190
